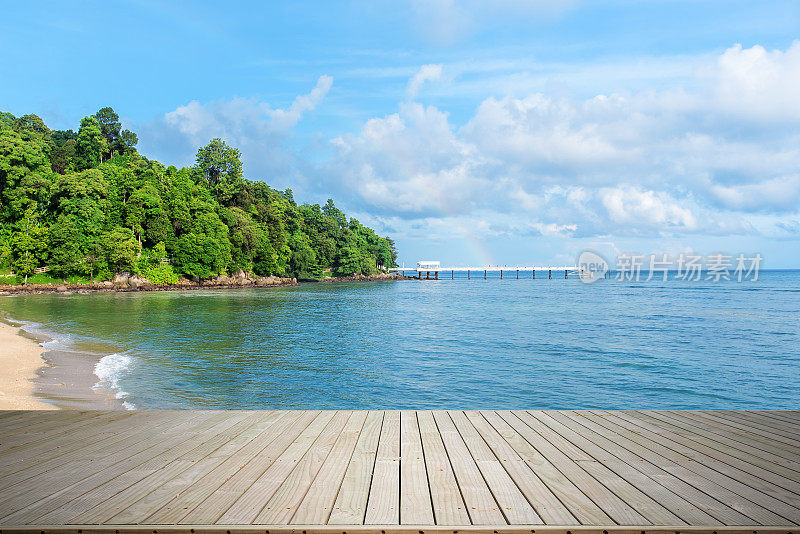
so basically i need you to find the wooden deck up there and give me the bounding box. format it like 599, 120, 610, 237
0, 410, 799, 533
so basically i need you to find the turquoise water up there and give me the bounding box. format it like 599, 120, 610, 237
2, 272, 799, 410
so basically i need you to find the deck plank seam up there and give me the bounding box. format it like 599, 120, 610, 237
594, 411, 800, 526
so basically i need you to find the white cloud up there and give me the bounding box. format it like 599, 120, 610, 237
140, 76, 333, 182
598, 186, 697, 230
320, 42, 800, 240
406, 64, 443, 99
710, 41, 800, 120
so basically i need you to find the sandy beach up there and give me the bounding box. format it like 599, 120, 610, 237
0, 321, 53, 410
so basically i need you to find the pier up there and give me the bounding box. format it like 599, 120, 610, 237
389, 263, 591, 280
0, 410, 798, 533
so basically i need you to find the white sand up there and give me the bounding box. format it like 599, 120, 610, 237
0, 322, 53, 410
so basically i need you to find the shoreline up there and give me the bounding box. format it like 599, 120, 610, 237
0, 272, 410, 295
0, 321, 53, 410
0, 320, 127, 410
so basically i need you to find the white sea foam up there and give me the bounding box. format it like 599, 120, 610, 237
93, 353, 137, 410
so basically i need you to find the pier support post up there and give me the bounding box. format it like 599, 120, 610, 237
426, 271, 430, 280
452, 270, 454, 279
468, 270, 470, 279
533, 269, 535, 279
484, 270, 486, 279
516, 269, 519, 279
549, 269, 552, 279
435, 271, 438, 280
501, 270, 503, 280
565, 269, 568, 279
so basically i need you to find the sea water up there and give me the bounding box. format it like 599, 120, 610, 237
1, 271, 798, 410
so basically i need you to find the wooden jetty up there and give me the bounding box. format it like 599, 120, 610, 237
0, 410, 798, 533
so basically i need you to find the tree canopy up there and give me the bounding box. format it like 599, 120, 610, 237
0, 108, 397, 283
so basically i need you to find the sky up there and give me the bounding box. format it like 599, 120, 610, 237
2, 0, 800, 267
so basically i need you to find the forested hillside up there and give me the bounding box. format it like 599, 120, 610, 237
0, 108, 396, 284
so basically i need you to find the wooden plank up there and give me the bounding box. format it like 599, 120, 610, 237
216, 411, 337, 524
33, 413, 255, 524
531, 411, 715, 525
552, 411, 754, 526
66, 414, 265, 525
1, 410, 800, 530
2, 527, 800, 534
647, 412, 800, 480
0, 412, 233, 524
432, 410, 505, 525
417, 411, 470, 525
628, 412, 800, 497
518, 411, 680, 525
0, 411, 221, 519
691, 412, 800, 448
0, 412, 177, 491
254, 411, 352, 524
291, 411, 368, 524
599, 411, 800, 525
364, 410, 400, 525
106, 412, 285, 525
578, 411, 792, 526
0, 412, 113, 451
666, 411, 800, 464
686, 412, 800, 454
142, 411, 300, 524
328, 411, 383, 525
750, 411, 800, 428
179, 411, 321, 524
500, 411, 647, 526
399, 411, 435, 525
0, 411, 82, 434
464, 411, 576, 525
726, 411, 800, 438
450, 411, 541, 525
481, 411, 610, 525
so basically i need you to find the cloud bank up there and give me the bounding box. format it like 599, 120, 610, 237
321, 43, 800, 241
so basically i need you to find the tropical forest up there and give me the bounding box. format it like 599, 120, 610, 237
0, 108, 397, 285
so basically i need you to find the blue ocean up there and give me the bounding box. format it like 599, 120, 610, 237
2, 272, 799, 410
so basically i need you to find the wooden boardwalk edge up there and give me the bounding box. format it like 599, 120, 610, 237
0, 526, 797, 534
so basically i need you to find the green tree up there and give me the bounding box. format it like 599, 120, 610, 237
126, 184, 162, 246
104, 226, 140, 273
116, 129, 138, 155
288, 232, 321, 279
195, 138, 243, 204
49, 215, 83, 280
11, 218, 48, 283
253, 235, 279, 276
94, 107, 121, 150
75, 116, 107, 169
173, 232, 227, 279
334, 245, 363, 276
0, 129, 53, 222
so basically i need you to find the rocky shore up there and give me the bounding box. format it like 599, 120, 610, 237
0, 269, 298, 295
319, 272, 413, 283
0, 270, 417, 295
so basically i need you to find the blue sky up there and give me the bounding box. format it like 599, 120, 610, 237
2, 1, 800, 267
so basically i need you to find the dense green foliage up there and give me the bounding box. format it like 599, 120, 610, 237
0, 108, 396, 283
